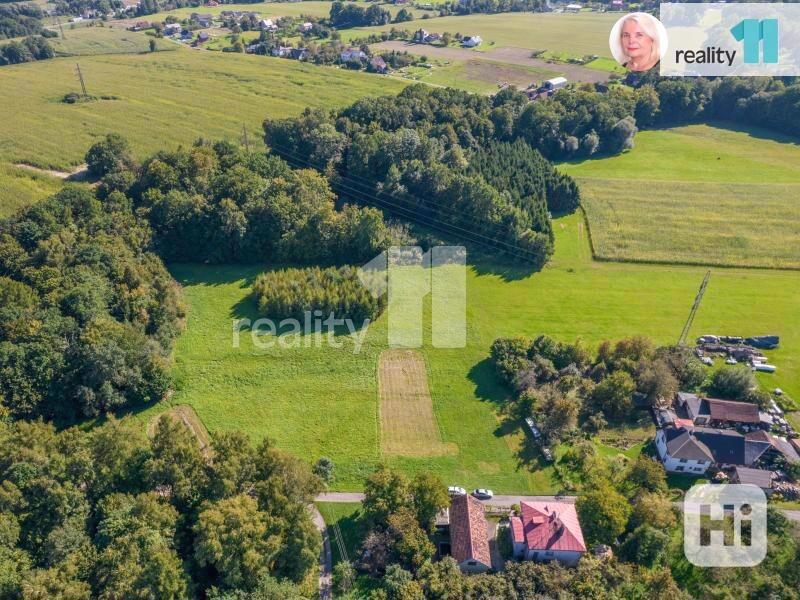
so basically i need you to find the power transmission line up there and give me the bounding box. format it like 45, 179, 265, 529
678, 270, 711, 346
75, 63, 88, 97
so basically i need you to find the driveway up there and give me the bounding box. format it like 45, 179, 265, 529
370, 41, 611, 84
309, 505, 333, 600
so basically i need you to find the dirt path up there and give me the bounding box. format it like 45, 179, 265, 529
310, 506, 333, 600
14, 163, 90, 181
371, 41, 610, 84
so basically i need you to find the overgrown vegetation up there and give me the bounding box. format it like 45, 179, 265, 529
0, 416, 323, 598
264, 85, 582, 266
253, 265, 384, 322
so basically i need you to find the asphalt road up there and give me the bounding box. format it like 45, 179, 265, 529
315, 492, 575, 506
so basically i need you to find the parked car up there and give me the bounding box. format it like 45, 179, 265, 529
472, 488, 494, 500
448, 486, 466, 496
542, 447, 554, 462
701, 356, 713, 366
725, 357, 737, 365
525, 417, 542, 439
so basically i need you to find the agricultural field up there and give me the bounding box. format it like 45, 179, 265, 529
140, 209, 800, 493
340, 11, 619, 62
560, 123, 800, 269
0, 164, 64, 218
49, 24, 175, 55
0, 47, 404, 211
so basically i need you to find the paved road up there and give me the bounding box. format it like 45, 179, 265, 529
316, 492, 575, 506
370, 41, 611, 84
309, 506, 333, 600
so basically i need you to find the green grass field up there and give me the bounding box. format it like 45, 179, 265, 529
340, 11, 618, 60
144, 0, 438, 23
560, 123, 800, 269
0, 47, 404, 213
50, 25, 176, 55
397, 58, 557, 94
0, 164, 64, 218
131, 209, 800, 493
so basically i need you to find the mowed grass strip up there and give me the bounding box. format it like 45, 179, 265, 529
560, 123, 800, 269
147, 404, 213, 457
378, 349, 456, 457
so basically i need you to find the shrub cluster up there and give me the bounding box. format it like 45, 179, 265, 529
252, 265, 383, 322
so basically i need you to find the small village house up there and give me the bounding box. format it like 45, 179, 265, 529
341, 48, 367, 62
299, 22, 313, 33
369, 56, 388, 73
509, 501, 586, 566
449, 494, 491, 573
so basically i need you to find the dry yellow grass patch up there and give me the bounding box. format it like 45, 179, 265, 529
378, 349, 457, 457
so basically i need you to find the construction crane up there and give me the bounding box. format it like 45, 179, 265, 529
678, 270, 711, 346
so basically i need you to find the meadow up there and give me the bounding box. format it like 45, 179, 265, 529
340, 11, 619, 60
397, 58, 557, 94
0, 164, 63, 218
560, 123, 800, 269
0, 46, 404, 211
50, 24, 176, 55
133, 210, 800, 493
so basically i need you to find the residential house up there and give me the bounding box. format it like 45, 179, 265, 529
610, 0, 626, 9
655, 426, 771, 473
299, 22, 313, 33
462, 35, 482, 48
510, 501, 586, 566
191, 13, 214, 27
271, 46, 292, 57
565, 4, 583, 12
423, 32, 442, 43
163, 23, 182, 35
413, 28, 428, 43
290, 47, 308, 60
341, 48, 367, 62
259, 18, 277, 31
731, 466, 774, 494
180, 29, 193, 40
369, 56, 388, 73
449, 494, 491, 573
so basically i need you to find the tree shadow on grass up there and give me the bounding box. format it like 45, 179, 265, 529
167, 262, 265, 288
468, 358, 511, 407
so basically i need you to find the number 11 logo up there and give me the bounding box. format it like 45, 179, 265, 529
730, 19, 779, 64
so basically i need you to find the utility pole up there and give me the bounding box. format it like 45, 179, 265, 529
678, 270, 711, 346
75, 63, 88, 98
242, 124, 250, 151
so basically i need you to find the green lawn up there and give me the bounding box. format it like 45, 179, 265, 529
131, 208, 800, 493
0, 47, 404, 213
315, 502, 367, 565
340, 11, 619, 60
560, 123, 800, 269
0, 165, 64, 219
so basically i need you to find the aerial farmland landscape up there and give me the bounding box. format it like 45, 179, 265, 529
1, 0, 800, 598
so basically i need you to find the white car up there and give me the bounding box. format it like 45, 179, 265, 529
472, 488, 494, 500
448, 486, 466, 496
701, 356, 713, 366
725, 357, 737, 365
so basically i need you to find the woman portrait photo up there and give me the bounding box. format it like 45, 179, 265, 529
609, 12, 668, 72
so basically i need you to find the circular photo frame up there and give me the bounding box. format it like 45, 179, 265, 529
609, 12, 669, 72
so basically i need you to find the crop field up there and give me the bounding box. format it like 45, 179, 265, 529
340, 11, 619, 60
50, 25, 176, 55
0, 47, 404, 212
398, 58, 557, 94
139, 210, 800, 493
560, 123, 800, 269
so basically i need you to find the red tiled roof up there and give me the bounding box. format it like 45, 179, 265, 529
510, 515, 524, 544
450, 494, 491, 567
520, 501, 586, 553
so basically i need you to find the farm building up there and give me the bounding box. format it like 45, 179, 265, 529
655, 426, 771, 474
673, 392, 765, 428
731, 466, 774, 493
449, 494, 491, 573
462, 35, 482, 48
509, 501, 586, 566
543, 76, 568, 91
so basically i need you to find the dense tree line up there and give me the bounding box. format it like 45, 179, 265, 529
90, 135, 402, 265
252, 265, 384, 322
0, 416, 323, 599
0, 35, 54, 65
264, 85, 583, 266
448, 0, 544, 15
0, 4, 44, 40
329, 1, 390, 29
0, 184, 184, 422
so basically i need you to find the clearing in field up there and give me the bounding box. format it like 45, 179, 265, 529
560, 123, 800, 269
378, 349, 456, 457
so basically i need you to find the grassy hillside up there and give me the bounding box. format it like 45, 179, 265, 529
0, 164, 64, 218
340, 11, 619, 59
560, 123, 800, 269
140, 213, 799, 493
50, 25, 176, 55
0, 47, 404, 214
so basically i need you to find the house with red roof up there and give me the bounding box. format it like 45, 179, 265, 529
509, 500, 586, 566
449, 494, 491, 573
